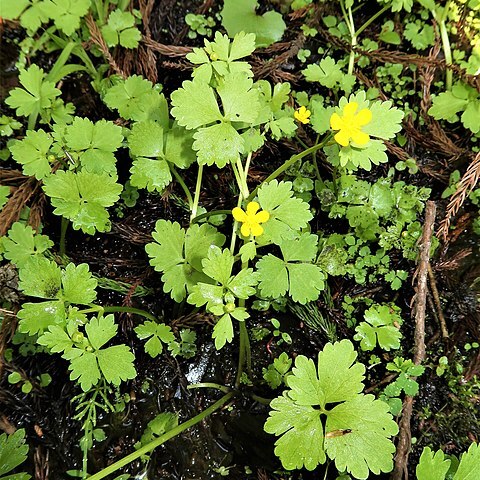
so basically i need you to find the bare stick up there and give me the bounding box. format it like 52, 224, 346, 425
392, 201, 436, 480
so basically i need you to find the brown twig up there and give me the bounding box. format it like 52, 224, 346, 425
392, 201, 436, 480
84, 14, 126, 78
427, 264, 449, 338
438, 152, 480, 241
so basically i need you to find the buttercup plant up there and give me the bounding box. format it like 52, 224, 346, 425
2, 0, 479, 477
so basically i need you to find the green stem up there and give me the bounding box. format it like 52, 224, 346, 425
251, 394, 272, 405
229, 195, 243, 253
187, 383, 231, 394
170, 165, 193, 209
236, 157, 249, 197
87, 392, 235, 480
354, 4, 390, 37
347, 7, 357, 76
101, 306, 159, 322
235, 321, 249, 388
27, 112, 38, 131
190, 164, 204, 222
59, 217, 69, 257
247, 138, 330, 202
191, 209, 231, 224
439, 11, 453, 90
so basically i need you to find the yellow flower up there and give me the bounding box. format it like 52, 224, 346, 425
330, 101, 372, 147
232, 201, 270, 237
294, 105, 311, 124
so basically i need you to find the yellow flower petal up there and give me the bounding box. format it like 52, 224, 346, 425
343, 101, 358, 117
254, 210, 270, 223
240, 223, 251, 237
351, 130, 370, 146
334, 130, 351, 147
232, 207, 247, 222
250, 223, 264, 236
356, 108, 372, 126
246, 201, 260, 216
330, 112, 343, 130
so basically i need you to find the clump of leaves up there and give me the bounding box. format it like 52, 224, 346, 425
416, 442, 480, 480
263, 352, 292, 389
428, 81, 480, 134
265, 340, 398, 478
2, 222, 53, 268
38, 314, 136, 391
101, 9, 141, 49
354, 304, 403, 351
42, 170, 122, 234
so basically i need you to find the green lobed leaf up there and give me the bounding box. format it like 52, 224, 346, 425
130, 158, 172, 192
65, 117, 123, 174
103, 75, 169, 124
212, 313, 234, 349
302, 57, 344, 89
5, 64, 60, 118
416, 447, 451, 480
37, 324, 74, 353
0, 429, 30, 478
454, 442, 480, 480
17, 301, 66, 336
18, 257, 62, 299
221, 0, 286, 48
265, 394, 326, 470
85, 315, 117, 350
256, 180, 313, 245
171, 76, 222, 129
0, 0, 49, 33
61, 263, 97, 305
0, 185, 10, 210
363, 100, 404, 140
9, 129, 53, 179
193, 122, 244, 167
325, 394, 398, 479
41, 0, 90, 35
43, 170, 122, 234
96, 345, 136, 385
68, 349, 101, 391
2, 222, 53, 268
134, 321, 175, 358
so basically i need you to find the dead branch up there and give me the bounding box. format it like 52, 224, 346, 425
392, 201, 436, 480
438, 152, 480, 241
84, 14, 126, 78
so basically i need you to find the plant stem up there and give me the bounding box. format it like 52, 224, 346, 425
247, 138, 330, 201
235, 320, 251, 388
354, 4, 390, 37
251, 394, 272, 405
170, 165, 193, 209
190, 164, 204, 222
87, 392, 235, 480
187, 383, 231, 394
439, 5, 453, 90
347, 6, 357, 76
101, 306, 159, 322
59, 217, 69, 257
191, 209, 231, 224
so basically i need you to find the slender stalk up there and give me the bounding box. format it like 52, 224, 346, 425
251, 394, 272, 405
243, 152, 253, 180
190, 164, 204, 222
439, 15, 453, 90
354, 4, 390, 37
170, 165, 193, 209
347, 7, 357, 76
247, 138, 330, 201
27, 112, 38, 131
235, 320, 251, 388
236, 157, 249, 197
191, 209, 231, 224
101, 306, 159, 322
59, 217, 69, 257
187, 383, 231, 393
229, 195, 243, 253
87, 392, 235, 480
